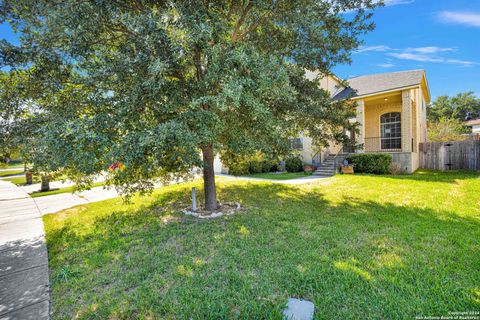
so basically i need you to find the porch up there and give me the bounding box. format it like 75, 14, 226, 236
353, 89, 421, 154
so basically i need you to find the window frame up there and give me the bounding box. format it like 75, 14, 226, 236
380, 112, 401, 150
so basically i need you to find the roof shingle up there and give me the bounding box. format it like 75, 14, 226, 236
332, 69, 425, 100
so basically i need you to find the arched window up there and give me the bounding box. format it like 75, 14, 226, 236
380, 112, 401, 150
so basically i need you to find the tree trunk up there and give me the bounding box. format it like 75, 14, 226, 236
202, 145, 217, 211
25, 171, 33, 185
40, 175, 50, 192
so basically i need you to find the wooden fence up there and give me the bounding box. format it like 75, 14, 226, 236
419, 140, 480, 171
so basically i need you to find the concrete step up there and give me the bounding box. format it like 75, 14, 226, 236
315, 165, 335, 170
314, 170, 335, 174
313, 172, 335, 176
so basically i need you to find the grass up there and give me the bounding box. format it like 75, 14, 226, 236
44, 170, 480, 319
0, 160, 24, 169
2, 175, 39, 185
246, 171, 313, 180
30, 182, 106, 198
0, 169, 24, 177
3, 174, 68, 186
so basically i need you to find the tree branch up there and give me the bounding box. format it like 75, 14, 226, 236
231, 2, 253, 42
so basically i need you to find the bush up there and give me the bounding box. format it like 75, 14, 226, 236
389, 162, 402, 175
228, 160, 250, 176
346, 153, 392, 174
285, 156, 304, 172
227, 153, 279, 176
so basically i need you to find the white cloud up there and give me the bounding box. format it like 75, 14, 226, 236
406, 46, 455, 54
445, 59, 477, 67
377, 63, 395, 68
356, 44, 477, 67
438, 11, 480, 27
389, 52, 443, 62
355, 45, 391, 53
389, 52, 477, 67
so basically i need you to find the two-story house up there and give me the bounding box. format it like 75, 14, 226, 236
297, 69, 430, 173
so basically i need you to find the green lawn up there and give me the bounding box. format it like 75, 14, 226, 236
29, 181, 106, 198
0, 160, 24, 169
2, 175, 40, 185
246, 171, 313, 180
44, 170, 480, 319
3, 174, 69, 186
0, 169, 24, 177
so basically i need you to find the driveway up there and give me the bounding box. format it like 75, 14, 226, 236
0, 181, 49, 320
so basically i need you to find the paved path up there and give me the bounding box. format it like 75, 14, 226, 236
31, 176, 190, 216
0, 181, 49, 320
0, 168, 23, 172
32, 185, 120, 215
19, 175, 106, 194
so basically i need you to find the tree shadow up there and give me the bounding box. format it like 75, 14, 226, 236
44, 180, 480, 319
0, 236, 49, 318
369, 169, 480, 184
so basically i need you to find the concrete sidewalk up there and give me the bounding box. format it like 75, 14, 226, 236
19, 175, 106, 194
32, 177, 191, 216
0, 181, 49, 320
32, 185, 119, 216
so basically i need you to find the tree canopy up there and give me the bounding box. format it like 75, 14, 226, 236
427, 117, 469, 142
0, 0, 380, 210
428, 92, 480, 122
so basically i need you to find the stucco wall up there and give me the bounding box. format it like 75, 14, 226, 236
297, 134, 315, 164
364, 102, 402, 151
304, 70, 343, 98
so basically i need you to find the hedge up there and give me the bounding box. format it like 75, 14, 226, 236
285, 156, 303, 172
346, 153, 392, 174
228, 153, 279, 176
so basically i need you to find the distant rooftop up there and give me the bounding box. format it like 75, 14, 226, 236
332, 70, 426, 101
466, 118, 480, 126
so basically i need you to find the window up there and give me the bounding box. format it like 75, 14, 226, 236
290, 138, 303, 150
380, 112, 401, 150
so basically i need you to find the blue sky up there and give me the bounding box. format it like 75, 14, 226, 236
1, 1, 479, 99
334, 0, 480, 99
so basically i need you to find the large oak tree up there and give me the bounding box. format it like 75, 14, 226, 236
1, 0, 380, 210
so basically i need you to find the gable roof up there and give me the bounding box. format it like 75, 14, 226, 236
332, 69, 429, 101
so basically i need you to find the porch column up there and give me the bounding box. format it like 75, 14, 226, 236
356, 99, 365, 152
401, 90, 412, 152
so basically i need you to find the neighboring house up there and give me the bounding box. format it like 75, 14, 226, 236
466, 118, 480, 134
298, 69, 430, 173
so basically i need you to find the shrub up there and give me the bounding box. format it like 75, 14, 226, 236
228, 160, 250, 176
285, 156, 304, 172
389, 162, 402, 175
303, 165, 314, 173
248, 154, 264, 174
227, 152, 279, 176
346, 153, 392, 174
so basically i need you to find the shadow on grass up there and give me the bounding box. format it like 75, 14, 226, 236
45, 180, 480, 319
372, 169, 480, 184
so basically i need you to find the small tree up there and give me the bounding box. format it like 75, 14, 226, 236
0, 71, 59, 188
1, 1, 380, 209
428, 118, 469, 142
